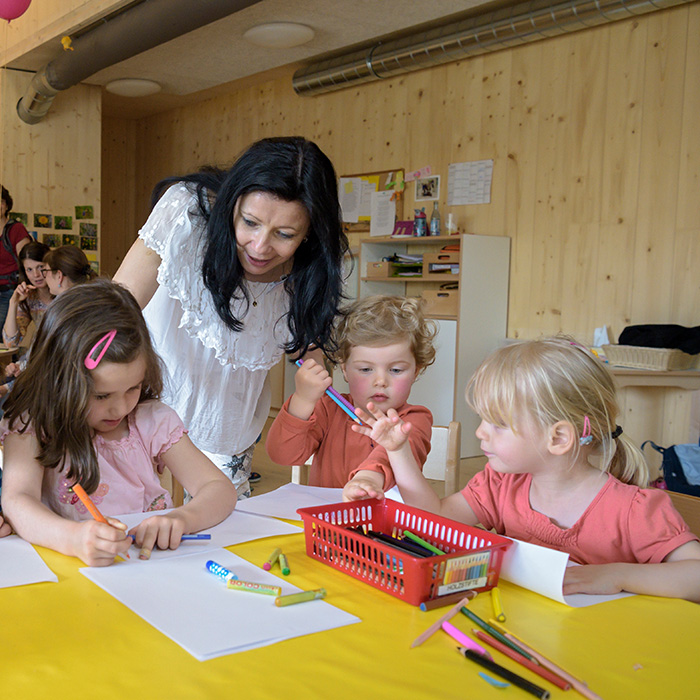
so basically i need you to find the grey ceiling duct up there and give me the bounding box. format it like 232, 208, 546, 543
293, 0, 693, 96
17, 0, 262, 124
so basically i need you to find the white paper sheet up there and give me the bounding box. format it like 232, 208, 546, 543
81, 549, 360, 660
500, 538, 632, 607
369, 190, 396, 237
0, 535, 58, 588
236, 483, 345, 520
115, 508, 301, 561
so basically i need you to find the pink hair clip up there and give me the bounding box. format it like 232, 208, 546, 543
84, 329, 117, 370
580, 415, 593, 446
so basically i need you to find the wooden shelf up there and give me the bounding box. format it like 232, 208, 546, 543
360, 235, 460, 245
361, 275, 460, 283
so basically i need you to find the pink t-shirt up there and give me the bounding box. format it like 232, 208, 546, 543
1, 400, 178, 520
461, 465, 698, 565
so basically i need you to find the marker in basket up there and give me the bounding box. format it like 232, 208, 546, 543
275, 588, 326, 607
70, 483, 130, 560
472, 630, 571, 691
402, 530, 444, 555
295, 359, 363, 425
457, 647, 551, 700
263, 547, 281, 571
419, 590, 477, 611
227, 579, 281, 596
205, 560, 239, 583
491, 587, 506, 622
460, 606, 535, 662
410, 596, 472, 648
278, 552, 291, 575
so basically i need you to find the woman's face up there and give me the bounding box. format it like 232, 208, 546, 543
233, 191, 309, 282
24, 259, 48, 289
44, 268, 63, 295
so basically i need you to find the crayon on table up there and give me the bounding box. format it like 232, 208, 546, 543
502, 631, 603, 700
410, 596, 472, 648
419, 590, 477, 611
274, 588, 326, 607
441, 621, 490, 658
402, 530, 444, 556
457, 647, 550, 700
278, 552, 290, 575
263, 547, 281, 571
460, 606, 534, 661
205, 560, 239, 582
71, 483, 130, 559
227, 579, 281, 596
472, 630, 571, 691
491, 586, 506, 622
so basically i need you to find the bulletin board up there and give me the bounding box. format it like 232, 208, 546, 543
338, 169, 404, 234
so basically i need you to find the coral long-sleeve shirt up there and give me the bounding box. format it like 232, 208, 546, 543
266, 394, 433, 488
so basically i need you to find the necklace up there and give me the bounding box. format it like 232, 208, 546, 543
249, 281, 271, 307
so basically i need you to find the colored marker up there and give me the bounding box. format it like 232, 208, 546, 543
457, 647, 550, 700
402, 530, 444, 556
419, 590, 478, 611
295, 359, 362, 425
227, 579, 281, 596
460, 606, 534, 662
279, 552, 290, 575
181, 534, 211, 541
491, 586, 506, 622
274, 588, 326, 607
70, 483, 130, 559
263, 547, 281, 571
441, 621, 491, 658
206, 560, 238, 582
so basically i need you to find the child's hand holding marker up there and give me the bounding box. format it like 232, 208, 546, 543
288, 358, 333, 420
128, 512, 192, 560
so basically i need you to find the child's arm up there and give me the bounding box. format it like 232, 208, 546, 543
287, 359, 332, 420
1, 433, 132, 566
563, 540, 700, 602
0, 515, 12, 537
343, 470, 386, 501
130, 434, 236, 557
351, 404, 479, 525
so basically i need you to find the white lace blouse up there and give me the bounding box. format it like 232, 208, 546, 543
139, 184, 291, 455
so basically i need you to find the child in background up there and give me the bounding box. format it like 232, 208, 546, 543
355, 336, 700, 602
267, 295, 436, 501
0, 279, 237, 566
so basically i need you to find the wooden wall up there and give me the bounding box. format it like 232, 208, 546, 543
1, 69, 101, 259
107, 4, 700, 343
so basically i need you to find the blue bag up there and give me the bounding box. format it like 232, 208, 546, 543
642, 439, 700, 497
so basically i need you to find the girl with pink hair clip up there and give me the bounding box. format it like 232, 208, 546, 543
0, 279, 237, 566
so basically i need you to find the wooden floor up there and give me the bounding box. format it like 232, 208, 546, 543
250, 417, 487, 498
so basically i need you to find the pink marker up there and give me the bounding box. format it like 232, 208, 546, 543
442, 621, 491, 658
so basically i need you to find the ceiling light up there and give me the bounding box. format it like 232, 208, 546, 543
105, 78, 161, 97
243, 22, 314, 49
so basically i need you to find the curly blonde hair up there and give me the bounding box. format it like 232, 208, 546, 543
333, 295, 437, 374
467, 336, 650, 487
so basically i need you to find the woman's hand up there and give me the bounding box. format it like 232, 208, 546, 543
71, 517, 131, 567
129, 512, 187, 560
352, 402, 413, 453
10, 282, 34, 305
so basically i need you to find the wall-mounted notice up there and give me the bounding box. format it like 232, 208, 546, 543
447, 159, 493, 206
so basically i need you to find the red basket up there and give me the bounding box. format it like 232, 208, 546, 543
297, 499, 512, 606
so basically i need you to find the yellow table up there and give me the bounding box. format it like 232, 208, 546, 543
2, 529, 698, 699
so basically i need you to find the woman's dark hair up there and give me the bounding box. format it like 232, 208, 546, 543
1, 185, 12, 212
43, 245, 96, 285
152, 136, 349, 356
4, 279, 164, 494
18, 241, 52, 317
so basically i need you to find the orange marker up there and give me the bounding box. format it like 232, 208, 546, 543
71, 483, 130, 559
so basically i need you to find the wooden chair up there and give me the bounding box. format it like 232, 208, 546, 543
667, 490, 700, 538
159, 468, 184, 507
292, 421, 461, 497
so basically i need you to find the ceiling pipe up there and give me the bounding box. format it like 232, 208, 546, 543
293, 0, 692, 96
17, 0, 262, 124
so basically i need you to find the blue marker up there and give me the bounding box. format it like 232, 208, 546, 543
206, 560, 238, 582
181, 534, 212, 541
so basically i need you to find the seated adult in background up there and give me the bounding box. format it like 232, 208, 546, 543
0, 186, 31, 329
2, 241, 52, 349
42, 245, 96, 296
